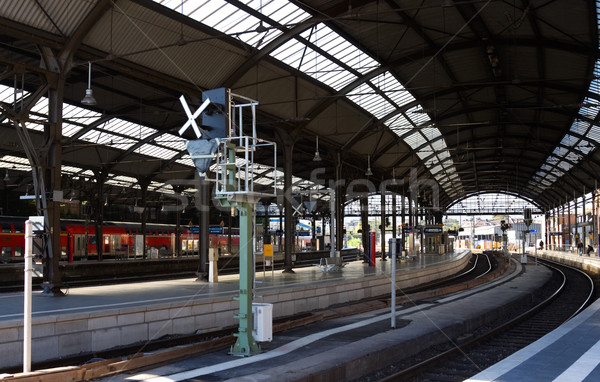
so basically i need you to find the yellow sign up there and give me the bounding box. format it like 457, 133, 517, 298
264, 244, 273, 257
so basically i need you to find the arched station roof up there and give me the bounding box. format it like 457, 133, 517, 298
0, 0, 599, 212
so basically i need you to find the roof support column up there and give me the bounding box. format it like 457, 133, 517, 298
282, 140, 294, 273
559, 201, 569, 251
334, 156, 346, 254
196, 177, 210, 281
139, 181, 149, 260
583, 189, 586, 247
173, 185, 184, 257
93, 170, 107, 262
392, 192, 397, 240
41, 85, 63, 296
568, 195, 572, 250
593, 183, 597, 251
360, 193, 369, 262
575, 191, 579, 249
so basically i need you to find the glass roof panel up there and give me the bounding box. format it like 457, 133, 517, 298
176, 158, 195, 167
556, 160, 573, 172
346, 84, 393, 119
78, 130, 134, 149
137, 144, 179, 160
437, 150, 451, 161
553, 146, 569, 157
430, 138, 445, 151
271, 39, 356, 90
103, 119, 156, 140
588, 124, 600, 142
386, 114, 411, 134
61, 165, 84, 175
403, 131, 426, 150
372, 72, 416, 108
155, 0, 311, 48
407, 106, 431, 126
421, 127, 441, 141
299, 23, 379, 75
156, 134, 187, 152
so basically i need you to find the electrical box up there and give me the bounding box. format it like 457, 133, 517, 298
252, 303, 273, 342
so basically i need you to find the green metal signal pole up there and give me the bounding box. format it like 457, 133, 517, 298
217, 142, 260, 356
231, 201, 259, 355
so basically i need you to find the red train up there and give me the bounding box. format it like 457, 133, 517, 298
0, 216, 239, 262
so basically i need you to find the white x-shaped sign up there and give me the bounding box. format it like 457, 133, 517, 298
178, 95, 211, 138
292, 203, 304, 216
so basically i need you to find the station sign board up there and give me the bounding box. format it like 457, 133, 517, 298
209, 227, 223, 234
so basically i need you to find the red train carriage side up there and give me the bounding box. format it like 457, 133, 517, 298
0, 216, 239, 262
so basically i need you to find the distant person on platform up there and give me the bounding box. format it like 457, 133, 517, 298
587, 244, 594, 256
577, 240, 583, 256
539, 240, 544, 250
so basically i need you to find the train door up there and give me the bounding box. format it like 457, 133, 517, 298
74, 234, 87, 257
171, 233, 176, 257
426, 236, 436, 253
103, 235, 111, 254
110, 235, 121, 258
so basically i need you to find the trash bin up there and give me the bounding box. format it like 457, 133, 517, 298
252, 303, 273, 342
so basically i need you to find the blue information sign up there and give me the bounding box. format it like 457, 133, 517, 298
209, 227, 223, 234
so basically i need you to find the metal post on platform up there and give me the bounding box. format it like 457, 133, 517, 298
23, 219, 32, 373
230, 202, 260, 356
330, 191, 335, 259
390, 238, 396, 328
23, 216, 43, 373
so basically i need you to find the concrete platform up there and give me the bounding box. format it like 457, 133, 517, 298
463, 250, 600, 382
0, 250, 471, 370
95, 256, 553, 381
466, 291, 600, 382
537, 249, 600, 278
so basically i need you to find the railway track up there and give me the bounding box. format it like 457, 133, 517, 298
372, 256, 595, 382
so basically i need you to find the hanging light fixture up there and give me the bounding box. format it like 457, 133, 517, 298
365, 154, 373, 176
313, 136, 322, 161
81, 61, 97, 106
3, 169, 8, 181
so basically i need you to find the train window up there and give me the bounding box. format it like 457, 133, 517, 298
1, 224, 11, 233
2, 247, 11, 257
14, 247, 23, 257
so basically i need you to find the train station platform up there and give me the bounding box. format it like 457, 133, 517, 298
0, 250, 471, 370
461, 249, 600, 382
466, 293, 600, 382
536, 249, 600, 276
